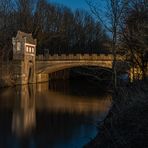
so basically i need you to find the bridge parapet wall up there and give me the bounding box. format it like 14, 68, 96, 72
36, 54, 125, 61
36, 54, 118, 61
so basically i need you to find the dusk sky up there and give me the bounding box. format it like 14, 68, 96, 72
49, 0, 90, 11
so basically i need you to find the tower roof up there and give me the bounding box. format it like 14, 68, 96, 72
16, 31, 36, 45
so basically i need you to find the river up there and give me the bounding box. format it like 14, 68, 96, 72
0, 79, 112, 148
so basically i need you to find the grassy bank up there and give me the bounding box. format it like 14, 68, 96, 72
85, 81, 148, 148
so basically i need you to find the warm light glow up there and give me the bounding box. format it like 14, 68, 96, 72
29, 47, 31, 53
26, 46, 29, 52
32, 47, 34, 53
26, 46, 35, 53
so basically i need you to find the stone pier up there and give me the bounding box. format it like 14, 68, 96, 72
36, 73, 49, 83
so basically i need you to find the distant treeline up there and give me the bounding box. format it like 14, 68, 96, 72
0, 0, 110, 60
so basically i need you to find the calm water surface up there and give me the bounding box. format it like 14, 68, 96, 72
0, 80, 112, 148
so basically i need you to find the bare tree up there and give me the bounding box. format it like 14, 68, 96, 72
86, 0, 128, 90
0, 0, 108, 57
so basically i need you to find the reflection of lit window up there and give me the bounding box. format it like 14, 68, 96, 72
17, 42, 21, 51
26, 46, 29, 52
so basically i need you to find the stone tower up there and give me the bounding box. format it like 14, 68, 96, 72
12, 31, 37, 84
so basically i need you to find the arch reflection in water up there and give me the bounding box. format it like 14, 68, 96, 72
35, 82, 112, 148
12, 85, 36, 137
36, 82, 111, 115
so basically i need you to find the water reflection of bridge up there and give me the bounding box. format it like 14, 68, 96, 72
36, 83, 112, 114
9, 82, 111, 137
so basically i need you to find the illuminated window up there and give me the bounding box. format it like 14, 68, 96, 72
26, 46, 29, 52
29, 47, 31, 53
32, 47, 34, 53
17, 42, 21, 51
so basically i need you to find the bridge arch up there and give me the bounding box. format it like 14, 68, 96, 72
36, 61, 113, 74
36, 61, 113, 83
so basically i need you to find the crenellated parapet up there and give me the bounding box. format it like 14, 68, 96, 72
36, 53, 125, 61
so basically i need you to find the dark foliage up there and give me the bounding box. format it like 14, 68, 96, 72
0, 0, 109, 60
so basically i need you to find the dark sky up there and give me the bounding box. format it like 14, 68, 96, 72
49, 0, 90, 11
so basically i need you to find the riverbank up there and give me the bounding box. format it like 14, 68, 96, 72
85, 81, 148, 148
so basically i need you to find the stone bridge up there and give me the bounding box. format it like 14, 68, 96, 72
36, 54, 115, 73
4, 31, 125, 85
35, 54, 119, 82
